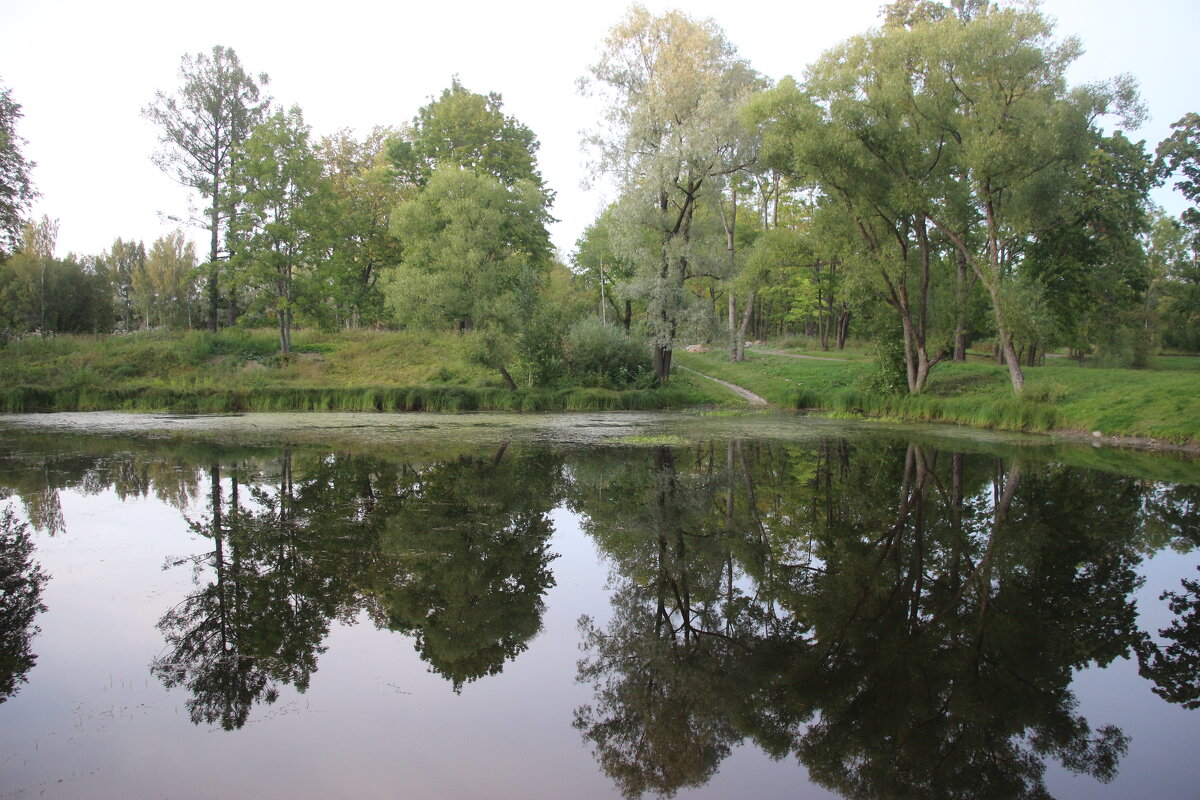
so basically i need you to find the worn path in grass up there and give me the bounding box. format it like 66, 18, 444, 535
676, 365, 769, 407
747, 345, 851, 362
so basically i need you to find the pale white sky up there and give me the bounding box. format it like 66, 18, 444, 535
1, 0, 1197, 260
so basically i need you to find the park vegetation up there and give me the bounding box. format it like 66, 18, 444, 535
0, 1, 1198, 437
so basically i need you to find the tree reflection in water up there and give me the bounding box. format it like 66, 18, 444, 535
569, 440, 1182, 800
363, 446, 561, 691
0, 428, 1196, 797
150, 444, 562, 726
0, 506, 48, 703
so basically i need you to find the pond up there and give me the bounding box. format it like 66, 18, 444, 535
0, 411, 1197, 799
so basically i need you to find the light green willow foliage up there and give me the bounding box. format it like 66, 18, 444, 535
582, 5, 760, 382
752, 1, 1143, 393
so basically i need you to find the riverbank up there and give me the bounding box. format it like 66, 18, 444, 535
676, 347, 1200, 448
0, 328, 732, 413
3, 329, 1197, 447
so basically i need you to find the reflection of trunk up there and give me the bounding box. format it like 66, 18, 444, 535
978, 461, 1021, 624
210, 464, 227, 653
654, 446, 677, 639
725, 441, 735, 525
950, 452, 963, 589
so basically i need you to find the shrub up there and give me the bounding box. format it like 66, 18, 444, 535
859, 329, 908, 395
563, 318, 654, 389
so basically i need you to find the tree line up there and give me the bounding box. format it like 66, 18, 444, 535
1, 0, 1198, 395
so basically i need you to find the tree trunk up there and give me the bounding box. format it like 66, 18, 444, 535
653, 343, 673, 385
735, 290, 755, 361
498, 365, 518, 391
728, 291, 737, 360
953, 250, 970, 361
208, 167, 221, 333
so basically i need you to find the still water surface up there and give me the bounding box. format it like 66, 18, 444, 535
0, 412, 1197, 799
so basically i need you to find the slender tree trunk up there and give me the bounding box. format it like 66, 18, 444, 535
653, 344, 673, 384
208, 166, 221, 333
728, 291, 737, 360
498, 365, 518, 391
954, 250, 969, 361
736, 290, 755, 361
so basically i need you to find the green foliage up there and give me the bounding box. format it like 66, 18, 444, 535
563, 318, 654, 389
390, 77, 549, 200
583, 6, 760, 382
0, 80, 37, 259
0, 219, 113, 335
309, 127, 400, 329
678, 347, 1200, 443
384, 164, 552, 384
0, 328, 719, 413
144, 46, 271, 331
135, 230, 198, 329
861, 327, 909, 396
231, 106, 323, 354
0, 505, 47, 703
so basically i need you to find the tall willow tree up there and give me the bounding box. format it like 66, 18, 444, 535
144, 46, 270, 332
916, 5, 1140, 392
383, 81, 554, 389
752, 1, 1141, 394
582, 6, 758, 383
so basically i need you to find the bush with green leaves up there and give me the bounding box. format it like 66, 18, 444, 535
563, 317, 654, 389
859, 327, 908, 395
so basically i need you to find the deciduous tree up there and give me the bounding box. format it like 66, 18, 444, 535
144, 46, 270, 332
0, 81, 37, 260
582, 6, 759, 383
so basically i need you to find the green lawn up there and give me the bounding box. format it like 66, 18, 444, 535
677, 347, 1200, 444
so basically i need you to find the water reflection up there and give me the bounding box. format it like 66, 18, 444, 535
145, 445, 563, 726
569, 441, 1190, 799
363, 445, 561, 690
0, 427, 1196, 799
0, 506, 47, 703
151, 456, 343, 729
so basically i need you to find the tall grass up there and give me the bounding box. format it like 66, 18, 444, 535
0, 382, 714, 414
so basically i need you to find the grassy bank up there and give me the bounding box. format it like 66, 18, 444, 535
0, 328, 732, 413
5, 329, 1197, 442
677, 347, 1200, 445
